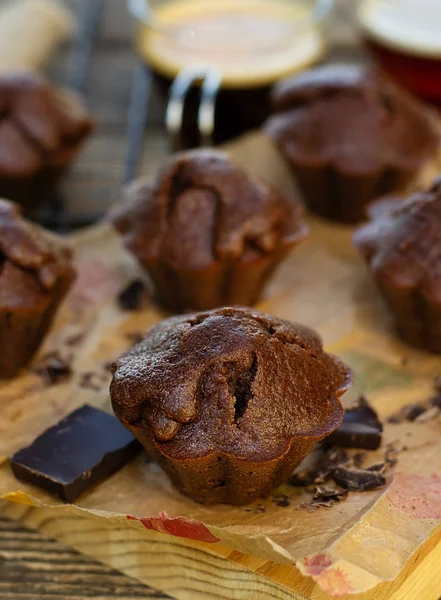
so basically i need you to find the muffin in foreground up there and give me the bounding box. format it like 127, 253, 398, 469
354, 178, 441, 353
0, 199, 76, 378
0, 72, 94, 210
110, 149, 308, 313
110, 307, 352, 505
265, 64, 440, 223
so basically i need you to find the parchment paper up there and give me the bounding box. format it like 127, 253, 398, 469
1, 133, 440, 596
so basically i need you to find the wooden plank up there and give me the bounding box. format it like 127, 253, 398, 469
1, 503, 441, 600
0, 514, 169, 599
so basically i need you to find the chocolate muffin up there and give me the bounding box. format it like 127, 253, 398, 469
0, 73, 94, 210
110, 307, 352, 505
354, 178, 441, 352
110, 149, 307, 313
0, 199, 76, 378
265, 65, 440, 223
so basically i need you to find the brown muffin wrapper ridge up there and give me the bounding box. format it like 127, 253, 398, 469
290, 162, 416, 224
143, 244, 294, 313
126, 424, 339, 506
0, 271, 75, 378
378, 280, 441, 354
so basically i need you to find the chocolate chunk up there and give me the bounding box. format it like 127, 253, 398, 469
326, 396, 383, 450
10, 405, 141, 503
117, 279, 149, 311
289, 447, 350, 487
331, 467, 386, 491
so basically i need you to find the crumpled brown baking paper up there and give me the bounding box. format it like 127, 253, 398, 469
1, 133, 441, 596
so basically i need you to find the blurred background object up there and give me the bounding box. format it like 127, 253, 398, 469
0, 0, 73, 73
359, 0, 441, 104
130, 0, 333, 149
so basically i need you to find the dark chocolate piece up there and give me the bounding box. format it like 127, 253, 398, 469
326, 396, 383, 450
289, 447, 350, 487
331, 467, 386, 492
10, 405, 141, 503
117, 279, 149, 311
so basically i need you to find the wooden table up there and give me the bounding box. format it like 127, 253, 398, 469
0, 1, 365, 598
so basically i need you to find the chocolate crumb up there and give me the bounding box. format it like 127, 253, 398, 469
272, 494, 291, 507
256, 504, 266, 514
297, 486, 348, 511
331, 467, 386, 491
352, 451, 367, 468
79, 371, 107, 392
117, 279, 149, 311
33, 352, 73, 385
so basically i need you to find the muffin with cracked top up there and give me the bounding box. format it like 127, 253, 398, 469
110, 307, 352, 505
266, 64, 440, 223
0, 199, 76, 378
354, 177, 441, 352
110, 149, 308, 313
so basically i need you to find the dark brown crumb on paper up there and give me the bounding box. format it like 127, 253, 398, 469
117, 279, 150, 312
271, 494, 291, 507
79, 370, 109, 392
33, 351, 73, 385
297, 486, 349, 512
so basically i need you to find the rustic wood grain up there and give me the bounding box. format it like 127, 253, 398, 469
0, 514, 170, 599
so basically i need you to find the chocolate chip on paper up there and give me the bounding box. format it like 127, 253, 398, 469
331, 467, 386, 492
326, 395, 383, 450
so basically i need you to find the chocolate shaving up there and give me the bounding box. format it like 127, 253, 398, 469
326, 395, 383, 450
289, 447, 350, 487
117, 279, 149, 311
297, 486, 348, 511
271, 494, 291, 507
33, 351, 73, 385
331, 467, 386, 491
